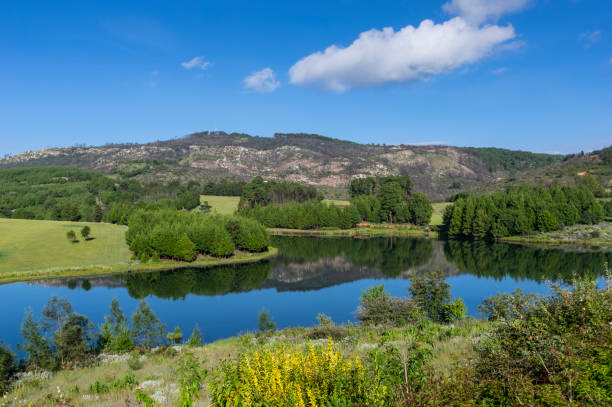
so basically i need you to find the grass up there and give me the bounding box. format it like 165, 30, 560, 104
4, 319, 487, 406
0, 218, 278, 284
499, 221, 612, 247
430, 202, 451, 226
268, 225, 437, 238
199, 195, 240, 215
0, 218, 131, 277
321, 199, 350, 207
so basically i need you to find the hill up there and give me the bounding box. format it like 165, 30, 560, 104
472, 145, 612, 196
0, 132, 566, 201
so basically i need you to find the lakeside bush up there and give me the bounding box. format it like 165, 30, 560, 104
442, 184, 605, 239
209, 340, 388, 406
125, 209, 269, 261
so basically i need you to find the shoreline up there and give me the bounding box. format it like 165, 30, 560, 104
499, 236, 612, 247
268, 226, 438, 238
0, 247, 278, 285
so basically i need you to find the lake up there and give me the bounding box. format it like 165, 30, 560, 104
1, 236, 610, 351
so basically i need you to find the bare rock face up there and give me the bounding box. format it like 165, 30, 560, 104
0, 131, 539, 200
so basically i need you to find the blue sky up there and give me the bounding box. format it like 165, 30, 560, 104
1, 0, 611, 156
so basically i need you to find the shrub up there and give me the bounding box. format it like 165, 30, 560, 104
186, 325, 203, 347
0, 343, 16, 395
80, 225, 91, 240
177, 357, 207, 407
167, 326, 183, 345
473, 280, 612, 405
357, 285, 420, 327
209, 340, 388, 406
127, 351, 143, 371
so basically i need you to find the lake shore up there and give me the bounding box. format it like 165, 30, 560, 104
0, 247, 278, 285
499, 221, 612, 247
267, 226, 438, 238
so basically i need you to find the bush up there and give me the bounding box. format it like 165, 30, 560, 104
209, 340, 388, 406
0, 343, 16, 395
226, 217, 270, 252
127, 351, 143, 371
473, 280, 612, 405
357, 285, 420, 327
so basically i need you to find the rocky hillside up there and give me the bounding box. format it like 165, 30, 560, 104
0, 132, 564, 200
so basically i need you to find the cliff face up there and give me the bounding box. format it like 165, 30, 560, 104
0, 132, 562, 200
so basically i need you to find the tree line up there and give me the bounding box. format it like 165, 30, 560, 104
0, 167, 201, 222
238, 176, 322, 209
239, 201, 361, 230
350, 176, 433, 225
442, 184, 608, 239
125, 209, 270, 262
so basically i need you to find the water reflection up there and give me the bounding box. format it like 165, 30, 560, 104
41, 236, 610, 299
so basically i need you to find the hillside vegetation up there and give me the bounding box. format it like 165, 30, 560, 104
0, 132, 567, 201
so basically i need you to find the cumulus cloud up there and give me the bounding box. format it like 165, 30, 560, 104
289, 18, 516, 92
181, 56, 210, 70
443, 0, 530, 25
244, 68, 280, 93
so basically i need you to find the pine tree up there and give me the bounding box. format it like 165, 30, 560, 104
19, 310, 53, 369
187, 324, 203, 347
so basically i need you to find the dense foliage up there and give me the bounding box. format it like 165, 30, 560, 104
350, 176, 433, 225
466, 147, 565, 172
0, 167, 201, 222
442, 184, 605, 239
239, 201, 361, 230
239, 176, 322, 209
126, 209, 270, 261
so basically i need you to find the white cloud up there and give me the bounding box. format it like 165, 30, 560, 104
491, 66, 508, 74
289, 18, 516, 92
244, 68, 280, 93
579, 30, 602, 48
443, 0, 529, 25
181, 56, 210, 70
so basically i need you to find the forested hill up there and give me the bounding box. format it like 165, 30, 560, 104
0, 132, 565, 200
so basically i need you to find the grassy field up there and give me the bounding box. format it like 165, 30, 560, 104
430, 202, 451, 226
200, 195, 240, 215
321, 199, 350, 207
0, 218, 131, 278
0, 218, 277, 283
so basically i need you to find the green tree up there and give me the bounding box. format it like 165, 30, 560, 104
167, 326, 183, 345
186, 324, 203, 347
407, 192, 433, 226
0, 343, 16, 395
536, 209, 558, 232
379, 182, 403, 223
100, 298, 133, 353
66, 230, 77, 242
408, 273, 451, 323
19, 310, 54, 369
257, 309, 277, 333
131, 301, 166, 349
53, 314, 94, 366
80, 225, 91, 240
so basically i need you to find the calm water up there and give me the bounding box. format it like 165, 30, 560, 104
1, 236, 610, 352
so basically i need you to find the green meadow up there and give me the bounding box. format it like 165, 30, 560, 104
430, 202, 451, 226
200, 195, 240, 215
0, 218, 131, 278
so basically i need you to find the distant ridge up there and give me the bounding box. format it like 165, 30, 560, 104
0, 131, 566, 200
